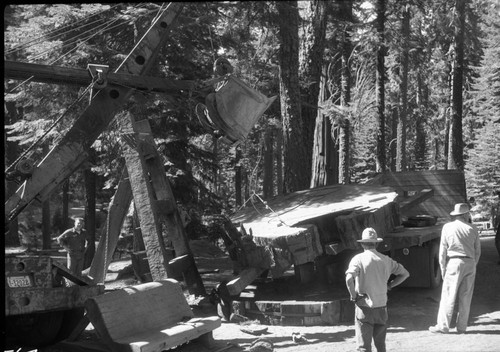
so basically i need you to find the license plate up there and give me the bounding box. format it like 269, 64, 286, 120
7, 275, 32, 288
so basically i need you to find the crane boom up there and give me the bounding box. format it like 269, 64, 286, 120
4, 60, 195, 95
5, 3, 184, 221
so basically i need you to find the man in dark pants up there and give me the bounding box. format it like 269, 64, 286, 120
345, 228, 410, 352
57, 217, 87, 276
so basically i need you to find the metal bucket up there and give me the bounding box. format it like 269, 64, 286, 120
198, 75, 276, 144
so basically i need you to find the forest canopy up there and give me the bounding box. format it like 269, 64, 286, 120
4, 1, 500, 243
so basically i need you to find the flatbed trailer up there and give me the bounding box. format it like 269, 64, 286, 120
385, 222, 443, 288
229, 170, 467, 291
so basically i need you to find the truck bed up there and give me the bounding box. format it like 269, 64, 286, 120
385, 222, 443, 250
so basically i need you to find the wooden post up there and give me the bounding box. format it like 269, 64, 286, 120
89, 170, 133, 283
120, 114, 205, 295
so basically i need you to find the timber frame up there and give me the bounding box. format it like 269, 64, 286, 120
5, 2, 206, 295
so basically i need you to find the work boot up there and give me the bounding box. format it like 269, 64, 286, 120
429, 325, 449, 334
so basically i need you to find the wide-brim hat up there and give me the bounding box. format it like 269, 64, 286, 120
450, 203, 470, 216
357, 227, 383, 243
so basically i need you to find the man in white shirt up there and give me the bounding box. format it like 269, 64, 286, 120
429, 203, 481, 334
346, 228, 409, 352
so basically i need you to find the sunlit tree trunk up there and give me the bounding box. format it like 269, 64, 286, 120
311, 65, 330, 187
415, 73, 427, 168
396, 5, 410, 172
276, 1, 308, 193
338, 0, 353, 184
390, 107, 398, 171
448, 0, 466, 170
299, 0, 327, 184
375, 0, 387, 173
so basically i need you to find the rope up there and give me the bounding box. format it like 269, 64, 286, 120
5, 3, 124, 56
252, 193, 289, 226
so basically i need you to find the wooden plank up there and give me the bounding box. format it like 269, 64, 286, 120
122, 116, 205, 295
399, 189, 434, 213
369, 170, 467, 219
52, 261, 93, 286
122, 116, 171, 282
4, 60, 195, 94
226, 267, 265, 296
89, 169, 132, 283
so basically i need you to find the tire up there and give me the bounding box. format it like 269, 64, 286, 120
5, 311, 64, 349
4, 307, 85, 350
429, 240, 442, 288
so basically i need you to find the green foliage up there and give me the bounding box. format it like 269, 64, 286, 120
465, 0, 500, 220
3, 0, 499, 230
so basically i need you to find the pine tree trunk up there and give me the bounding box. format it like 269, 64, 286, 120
375, 0, 387, 173
310, 65, 329, 187
263, 129, 274, 199
415, 73, 426, 168
390, 107, 398, 172
338, 120, 350, 184
276, 1, 309, 193
339, 1, 353, 184
276, 126, 284, 195
299, 0, 328, 183
448, 0, 465, 170
396, 6, 409, 172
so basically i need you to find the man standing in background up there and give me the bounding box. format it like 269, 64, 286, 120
57, 217, 87, 276
429, 203, 481, 334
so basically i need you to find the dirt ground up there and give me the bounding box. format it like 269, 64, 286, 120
15, 233, 499, 352
181, 234, 500, 352
69, 233, 499, 352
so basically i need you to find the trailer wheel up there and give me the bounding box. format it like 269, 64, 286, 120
5, 310, 64, 349
429, 240, 442, 288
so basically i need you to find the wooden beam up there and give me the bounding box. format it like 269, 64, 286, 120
89, 169, 133, 283
4, 60, 195, 94
121, 115, 205, 295
226, 267, 265, 296
399, 188, 434, 213
52, 261, 93, 286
